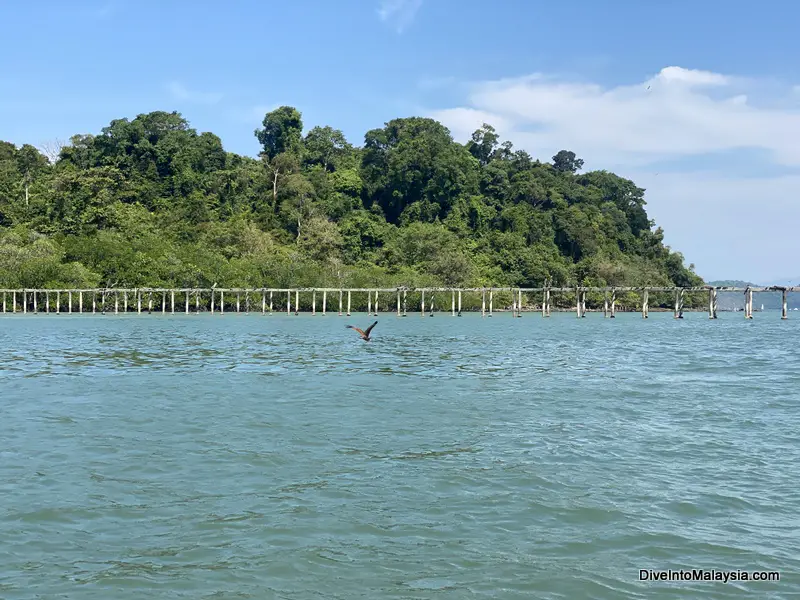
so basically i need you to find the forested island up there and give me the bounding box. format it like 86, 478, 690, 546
0, 107, 702, 298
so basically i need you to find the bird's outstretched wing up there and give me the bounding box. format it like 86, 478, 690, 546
346, 325, 366, 337
364, 321, 378, 336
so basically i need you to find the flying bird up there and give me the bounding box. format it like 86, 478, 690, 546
346, 320, 378, 341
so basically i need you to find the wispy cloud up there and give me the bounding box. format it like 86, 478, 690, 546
428, 66, 800, 281
86, 1, 119, 20
378, 0, 423, 33
429, 66, 800, 168
166, 81, 223, 105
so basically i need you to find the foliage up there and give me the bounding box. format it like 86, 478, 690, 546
0, 108, 703, 307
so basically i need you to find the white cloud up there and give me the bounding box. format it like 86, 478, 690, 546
166, 81, 223, 105
378, 0, 423, 33
429, 66, 800, 168
428, 66, 800, 281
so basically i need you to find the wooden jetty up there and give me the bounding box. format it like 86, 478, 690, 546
0, 286, 797, 320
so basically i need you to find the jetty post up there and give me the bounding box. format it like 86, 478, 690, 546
421, 290, 425, 316
312, 290, 317, 315
451, 290, 456, 316
375, 290, 379, 314
57, 291, 61, 313
368, 291, 372, 316
610, 289, 616, 318
642, 288, 649, 319
458, 290, 462, 316
482, 289, 486, 317
322, 290, 327, 315
403, 289, 407, 316
34, 291, 38, 313
69, 291, 73, 313
294, 290, 299, 316
744, 288, 753, 319
269, 290, 273, 313
338, 290, 343, 316
708, 288, 718, 319
397, 291, 401, 316
347, 290, 351, 316
782, 289, 788, 319
575, 288, 582, 318
488, 290, 493, 317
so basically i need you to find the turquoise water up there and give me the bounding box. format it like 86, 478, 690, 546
1, 311, 798, 599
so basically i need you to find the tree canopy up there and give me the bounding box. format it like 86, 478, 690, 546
0, 109, 702, 294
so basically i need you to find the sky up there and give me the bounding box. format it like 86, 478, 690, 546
2, 0, 800, 284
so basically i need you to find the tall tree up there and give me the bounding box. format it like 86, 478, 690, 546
255, 106, 304, 160
552, 150, 584, 173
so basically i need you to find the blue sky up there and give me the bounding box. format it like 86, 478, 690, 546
2, 0, 800, 283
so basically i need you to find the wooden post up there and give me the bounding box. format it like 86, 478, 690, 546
294, 290, 299, 315
674, 289, 680, 319
286, 290, 290, 315
347, 290, 351, 316
210, 290, 215, 314
338, 290, 342, 316
171, 291, 175, 314
12, 291, 17, 313
69, 291, 73, 314
312, 290, 316, 315
642, 288, 649, 319
482, 289, 486, 317
220, 291, 224, 314
123, 292, 127, 313
79, 291, 83, 313
57, 291, 61, 314
262, 290, 266, 314
236, 292, 241, 313
269, 290, 273, 313
511, 291, 516, 317
396, 291, 400, 316
782, 289, 788, 320
403, 289, 407, 316
185, 291, 189, 314
452, 290, 456, 316
368, 291, 372, 316
196, 290, 200, 314
582, 290, 587, 318
744, 288, 752, 319
115, 292, 119, 314
604, 293, 609, 318
458, 290, 462, 316
2, 292, 5, 313
488, 290, 493, 317
430, 293, 434, 315
518, 289, 523, 317
322, 290, 327, 315
610, 289, 616, 318
374, 290, 379, 314
148, 292, 153, 313
709, 288, 718, 319
575, 287, 581, 318
421, 290, 425, 316
92, 292, 96, 314
33, 291, 37, 313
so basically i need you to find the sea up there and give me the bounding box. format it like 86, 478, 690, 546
1, 311, 798, 599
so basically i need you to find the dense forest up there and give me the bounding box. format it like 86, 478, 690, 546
0, 107, 702, 303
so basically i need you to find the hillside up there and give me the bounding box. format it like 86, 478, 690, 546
0, 109, 702, 296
